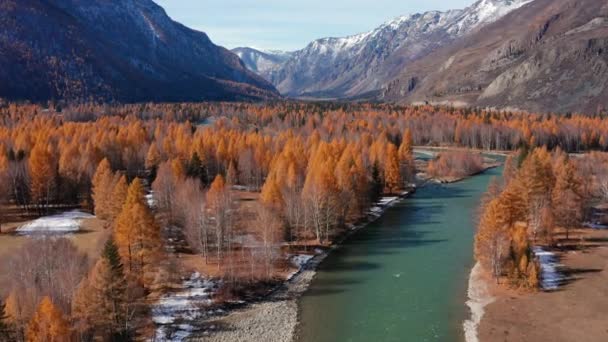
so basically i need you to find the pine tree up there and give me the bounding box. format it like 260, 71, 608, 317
92, 158, 114, 220
26, 297, 70, 342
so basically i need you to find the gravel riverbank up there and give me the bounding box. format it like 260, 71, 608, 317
191, 194, 410, 342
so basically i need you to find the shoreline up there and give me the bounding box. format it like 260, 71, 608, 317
463, 262, 495, 342
477, 227, 608, 342
195, 191, 413, 342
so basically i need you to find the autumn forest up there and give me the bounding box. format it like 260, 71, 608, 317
0, 102, 607, 341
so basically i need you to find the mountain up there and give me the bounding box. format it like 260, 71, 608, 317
382, 0, 608, 114
0, 0, 279, 103
232, 47, 293, 75
266, 0, 532, 99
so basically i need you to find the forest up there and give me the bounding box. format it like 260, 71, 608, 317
0, 101, 608, 341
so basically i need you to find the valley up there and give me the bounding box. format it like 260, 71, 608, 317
1, 1, 608, 342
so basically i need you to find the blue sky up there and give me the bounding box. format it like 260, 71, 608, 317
155, 0, 474, 51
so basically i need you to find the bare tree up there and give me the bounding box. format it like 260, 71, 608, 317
177, 179, 210, 261
152, 161, 177, 222
3, 238, 89, 315
253, 205, 283, 279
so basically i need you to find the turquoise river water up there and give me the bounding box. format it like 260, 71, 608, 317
297, 159, 503, 342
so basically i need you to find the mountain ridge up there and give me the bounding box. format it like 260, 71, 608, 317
381, 0, 608, 114
0, 0, 279, 103
239, 0, 533, 99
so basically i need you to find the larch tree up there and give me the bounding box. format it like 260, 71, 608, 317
475, 198, 509, 282
145, 144, 161, 171
72, 238, 130, 340
28, 142, 58, 212
384, 143, 401, 194
551, 158, 583, 240
509, 223, 539, 289
398, 129, 415, 185
260, 175, 283, 209
92, 158, 114, 220
114, 178, 162, 288
108, 174, 128, 223
26, 297, 70, 342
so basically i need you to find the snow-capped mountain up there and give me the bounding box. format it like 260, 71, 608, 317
266, 0, 534, 98
383, 0, 608, 114
232, 47, 294, 75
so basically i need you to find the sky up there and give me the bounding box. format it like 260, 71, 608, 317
155, 0, 475, 51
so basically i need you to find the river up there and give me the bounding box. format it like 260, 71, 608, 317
297, 159, 503, 342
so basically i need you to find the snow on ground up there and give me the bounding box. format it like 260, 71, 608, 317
152, 272, 219, 341
377, 196, 398, 206
145, 191, 157, 208
367, 195, 404, 219
583, 222, 608, 230
464, 262, 495, 342
287, 254, 315, 281
533, 247, 564, 291
291, 255, 314, 269
16, 210, 94, 235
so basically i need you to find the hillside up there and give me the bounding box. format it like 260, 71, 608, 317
382, 0, 608, 114
0, 0, 279, 103
261, 0, 532, 99
232, 47, 293, 76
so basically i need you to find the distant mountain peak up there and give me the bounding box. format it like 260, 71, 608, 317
256, 0, 534, 98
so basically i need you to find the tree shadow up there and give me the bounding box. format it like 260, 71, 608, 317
546, 267, 604, 291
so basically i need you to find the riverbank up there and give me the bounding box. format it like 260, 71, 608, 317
476, 227, 608, 342
414, 147, 503, 184
192, 192, 412, 342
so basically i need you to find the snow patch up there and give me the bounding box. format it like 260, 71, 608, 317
152, 272, 218, 341
145, 192, 157, 208
287, 254, 315, 281
583, 222, 608, 230
463, 262, 495, 342
16, 210, 94, 235
455, 0, 534, 33
533, 247, 564, 291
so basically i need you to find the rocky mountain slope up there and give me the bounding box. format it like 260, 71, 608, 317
264, 0, 532, 99
381, 0, 608, 114
232, 47, 293, 76
0, 0, 279, 103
